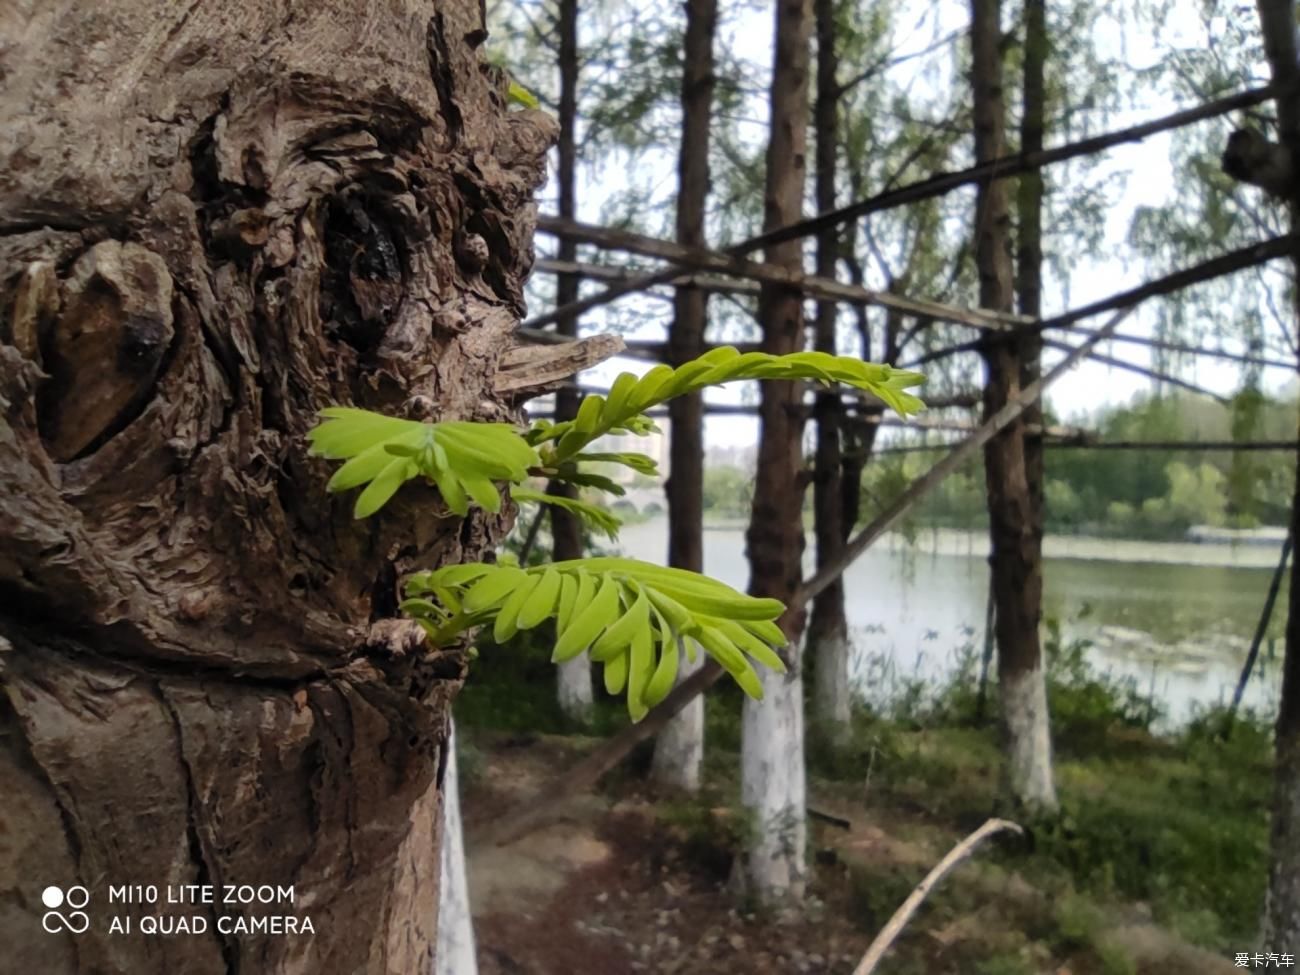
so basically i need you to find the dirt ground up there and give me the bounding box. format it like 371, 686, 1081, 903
461, 734, 1238, 975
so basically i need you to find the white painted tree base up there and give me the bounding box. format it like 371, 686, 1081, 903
437, 721, 477, 975
651, 652, 704, 792
811, 627, 851, 736
1000, 665, 1058, 812
741, 662, 807, 902
557, 656, 593, 725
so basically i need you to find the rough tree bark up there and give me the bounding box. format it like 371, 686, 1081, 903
650, 0, 718, 792
1246, 0, 1300, 946
970, 0, 1058, 812
807, 0, 854, 739
740, 0, 814, 903
0, 2, 557, 970
550, 0, 596, 723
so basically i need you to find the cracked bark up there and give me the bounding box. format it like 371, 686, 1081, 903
0, 2, 556, 970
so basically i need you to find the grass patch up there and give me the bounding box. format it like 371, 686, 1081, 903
458, 608, 1274, 958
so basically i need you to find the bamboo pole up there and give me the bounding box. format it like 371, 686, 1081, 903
526, 85, 1281, 330
533, 261, 1298, 372
534, 215, 1026, 331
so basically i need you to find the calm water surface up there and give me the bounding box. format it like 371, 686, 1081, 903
615, 517, 1287, 727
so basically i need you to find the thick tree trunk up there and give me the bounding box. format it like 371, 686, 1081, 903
808, 0, 852, 738
1252, 0, 1300, 947
741, 0, 813, 904
0, 2, 555, 969
970, 0, 1058, 813
651, 0, 718, 793
1270, 473, 1300, 944
551, 0, 595, 723
437, 722, 476, 975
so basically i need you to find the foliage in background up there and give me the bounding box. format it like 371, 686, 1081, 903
857, 389, 1298, 538
459, 603, 1273, 953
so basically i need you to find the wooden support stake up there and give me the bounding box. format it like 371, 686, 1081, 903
528, 85, 1281, 330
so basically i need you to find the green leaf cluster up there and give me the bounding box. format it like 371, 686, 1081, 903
308, 348, 923, 521
402, 558, 788, 719
529, 346, 925, 474
307, 409, 538, 518
306, 348, 924, 718
511, 485, 623, 540
506, 80, 539, 109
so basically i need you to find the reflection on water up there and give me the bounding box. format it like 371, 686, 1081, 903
615, 518, 1285, 727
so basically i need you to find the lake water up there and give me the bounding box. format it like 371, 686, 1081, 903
614, 517, 1287, 728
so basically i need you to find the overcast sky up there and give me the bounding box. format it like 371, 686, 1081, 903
527, 0, 1291, 450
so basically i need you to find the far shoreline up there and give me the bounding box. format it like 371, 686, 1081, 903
686, 517, 1289, 570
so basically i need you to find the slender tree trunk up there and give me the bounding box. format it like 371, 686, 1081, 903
841, 214, 882, 517
741, 0, 813, 904
971, 0, 1058, 812
651, 0, 718, 792
0, 2, 555, 969
1017, 0, 1046, 527
807, 0, 853, 739
437, 721, 476, 975
551, 0, 595, 723
1251, 0, 1300, 946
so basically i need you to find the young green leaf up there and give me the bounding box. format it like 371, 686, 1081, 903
510, 485, 623, 539
493, 571, 541, 643
626, 623, 657, 720
590, 582, 649, 662
552, 571, 620, 659
642, 634, 679, 709
464, 566, 528, 612
603, 650, 629, 696
518, 567, 562, 630
354, 457, 417, 518
507, 80, 540, 109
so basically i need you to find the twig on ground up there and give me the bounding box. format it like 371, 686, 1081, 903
852, 818, 1024, 975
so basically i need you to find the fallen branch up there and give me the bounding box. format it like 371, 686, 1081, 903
852, 818, 1024, 975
